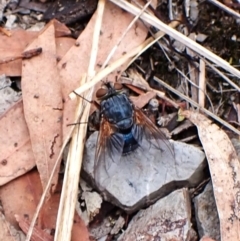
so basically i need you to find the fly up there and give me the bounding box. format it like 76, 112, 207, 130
94, 82, 175, 180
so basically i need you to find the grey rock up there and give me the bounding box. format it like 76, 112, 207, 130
83, 131, 206, 213
232, 138, 240, 160
193, 181, 220, 241
118, 188, 197, 241
5, 14, 17, 29
89, 216, 112, 240
0, 0, 8, 22
89, 214, 124, 241
0, 75, 22, 115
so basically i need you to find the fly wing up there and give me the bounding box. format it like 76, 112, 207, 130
131, 108, 175, 158
94, 117, 124, 181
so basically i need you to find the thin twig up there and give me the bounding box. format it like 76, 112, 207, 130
127, 20, 180, 68
134, 37, 215, 112
102, 0, 153, 69
0, 48, 42, 64
54, 76, 90, 241
154, 75, 240, 135
25, 124, 76, 241
207, 0, 240, 19
69, 21, 179, 99
109, 0, 240, 78
198, 59, 206, 108
25, 1, 105, 241
205, 59, 240, 92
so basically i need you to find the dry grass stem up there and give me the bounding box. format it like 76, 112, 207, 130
154, 75, 240, 135
109, 0, 240, 78
54, 1, 106, 240
207, 0, 240, 19
102, 0, 153, 69
127, 20, 180, 67
55, 87, 91, 241
25, 125, 76, 241
69, 21, 180, 99
107, 0, 240, 135
205, 59, 240, 92
198, 59, 206, 107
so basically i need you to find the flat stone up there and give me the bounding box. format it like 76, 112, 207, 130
5, 15, 17, 29
0, 75, 21, 115
193, 181, 220, 241
232, 138, 240, 159
83, 131, 206, 213
118, 188, 197, 241
82, 191, 102, 221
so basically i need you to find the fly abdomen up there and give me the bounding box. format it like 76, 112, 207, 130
122, 132, 139, 154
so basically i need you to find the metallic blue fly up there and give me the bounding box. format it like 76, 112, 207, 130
94, 82, 175, 180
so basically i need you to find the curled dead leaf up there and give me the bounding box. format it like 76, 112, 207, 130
182, 110, 240, 241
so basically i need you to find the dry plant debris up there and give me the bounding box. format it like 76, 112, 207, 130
182, 110, 240, 241
0, 0, 239, 241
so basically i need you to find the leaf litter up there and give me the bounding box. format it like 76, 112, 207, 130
0, 0, 239, 240
0, 0, 155, 240
182, 110, 240, 241
21, 21, 63, 191
0, 100, 35, 186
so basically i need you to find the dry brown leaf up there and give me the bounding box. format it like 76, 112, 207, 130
0, 168, 89, 240
0, 37, 74, 186
1, 2, 160, 239
41, 185, 90, 241
0, 30, 38, 76
21, 22, 63, 190
129, 91, 156, 108
0, 100, 35, 185
182, 110, 240, 241
0, 211, 23, 241
200, 236, 217, 241
16, 215, 54, 241
58, 0, 150, 140
71, 215, 91, 241
0, 20, 72, 76
56, 37, 76, 61
0, 170, 43, 229
49, 20, 71, 38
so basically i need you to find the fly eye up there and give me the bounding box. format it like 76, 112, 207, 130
114, 83, 123, 91
96, 86, 108, 99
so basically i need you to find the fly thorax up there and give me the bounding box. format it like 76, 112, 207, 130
117, 119, 133, 130
101, 94, 134, 130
